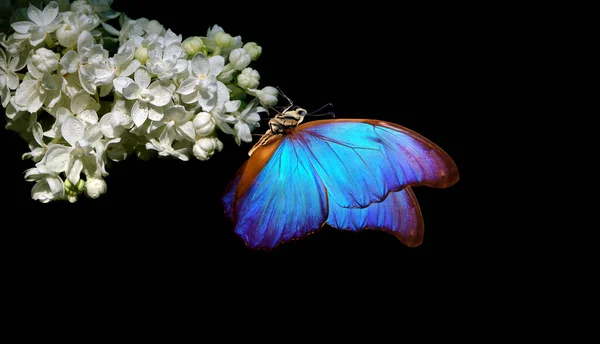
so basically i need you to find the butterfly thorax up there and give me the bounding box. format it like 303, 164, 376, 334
248, 108, 307, 156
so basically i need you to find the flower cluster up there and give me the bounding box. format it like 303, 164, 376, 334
1, 0, 278, 203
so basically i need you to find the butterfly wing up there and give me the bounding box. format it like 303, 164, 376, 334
224, 136, 328, 250
225, 119, 458, 250
293, 119, 459, 208
327, 186, 424, 247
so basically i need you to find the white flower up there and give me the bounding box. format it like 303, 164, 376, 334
237, 67, 260, 90
146, 41, 187, 80
99, 99, 133, 138
10, 1, 66, 46
85, 177, 107, 199
56, 11, 101, 49
81, 0, 120, 21
0, 47, 20, 107
60, 30, 115, 95
25, 163, 65, 203
99, 40, 141, 96
176, 52, 224, 111
206, 25, 242, 56
28, 47, 59, 75
193, 136, 223, 161
183, 36, 203, 56
157, 105, 196, 142
54, 90, 100, 129
228, 48, 251, 71
243, 42, 262, 61
193, 112, 216, 137
145, 128, 190, 161
232, 99, 264, 145
44, 116, 104, 184
248, 86, 278, 107
113, 67, 172, 127
13, 72, 62, 113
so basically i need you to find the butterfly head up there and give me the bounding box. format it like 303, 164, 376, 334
281, 106, 307, 125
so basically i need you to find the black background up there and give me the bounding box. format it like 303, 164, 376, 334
2, 1, 468, 283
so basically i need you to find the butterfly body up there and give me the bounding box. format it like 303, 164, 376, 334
223, 107, 459, 250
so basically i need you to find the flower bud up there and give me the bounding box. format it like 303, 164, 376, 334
193, 136, 223, 161
214, 32, 233, 48
228, 48, 251, 70
243, 42, 262, 61
56, 23, 80, 49
85, 178, 107, 199
31, 48, 59, 73
193, 112, 216, 137
135, 46, 149, 65
258, 86, 278, 107
237, 68, 260, 89
183, 36, 204, 55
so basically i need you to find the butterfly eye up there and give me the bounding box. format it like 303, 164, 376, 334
297, 109, 307, 116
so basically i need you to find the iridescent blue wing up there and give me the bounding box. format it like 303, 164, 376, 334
294, 119, 459, 208
223, 137, 328, 250
327, 186, 424, 247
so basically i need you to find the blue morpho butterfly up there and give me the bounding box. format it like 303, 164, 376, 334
223, 97, 459, 250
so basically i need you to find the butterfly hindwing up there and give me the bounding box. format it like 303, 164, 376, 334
327, 186, 424, 247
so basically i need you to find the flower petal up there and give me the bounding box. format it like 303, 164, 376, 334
61, 116, 86, 146
190, 52, 209, 77
148, 104, 164, 121
133, 67, 151, 89
66, 158, 83, 184
10, 21, 33, 34
176, 121, 196, 142
27, 3, 44, 25
112, 76, 133, 95
40, 1, 59, 25
71, 91, 92, 114
78, 30, 95, 52
148, 82, 172, 106
122, 82, 142, 100
60, 50, 80, 73
209, 55, 225, 76
45, 144, 72, 172
131, 101, 148, 127
176, 77, 199, 95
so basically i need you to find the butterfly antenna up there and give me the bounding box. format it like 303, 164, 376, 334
307, 103, 336, 118
276, 86, 295, 114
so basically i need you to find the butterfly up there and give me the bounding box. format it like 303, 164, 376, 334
222, 100, 459, 250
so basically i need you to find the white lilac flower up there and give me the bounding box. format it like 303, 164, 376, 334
44, 116, 105, 184
99, 99, 133, 139
243, 42, 262, 61
113, 67, 172, 127
56, 11, 101, 49
99, 40, 140, 96
145, 127, 190, 161
0, 47, 20, 107
183, 36, 204, 56
193, 136, 223, 161
176, 52, 224, 111
85, 177, 107, 199
205, 25, 242, 56
28, 47, 59, 75
24, 163, 65, 203
162, 105, 195, 140
193, 112, 216, 137
53, 91, 100, 130
232, 99, 264, 145
247, 86, 278, 107
145, 41, 187, 80
60, 30, 114, 95
13, 72, 62, 113
10, 1, 66, 46
228, 48, 251, 71
237, 67, 260, 90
